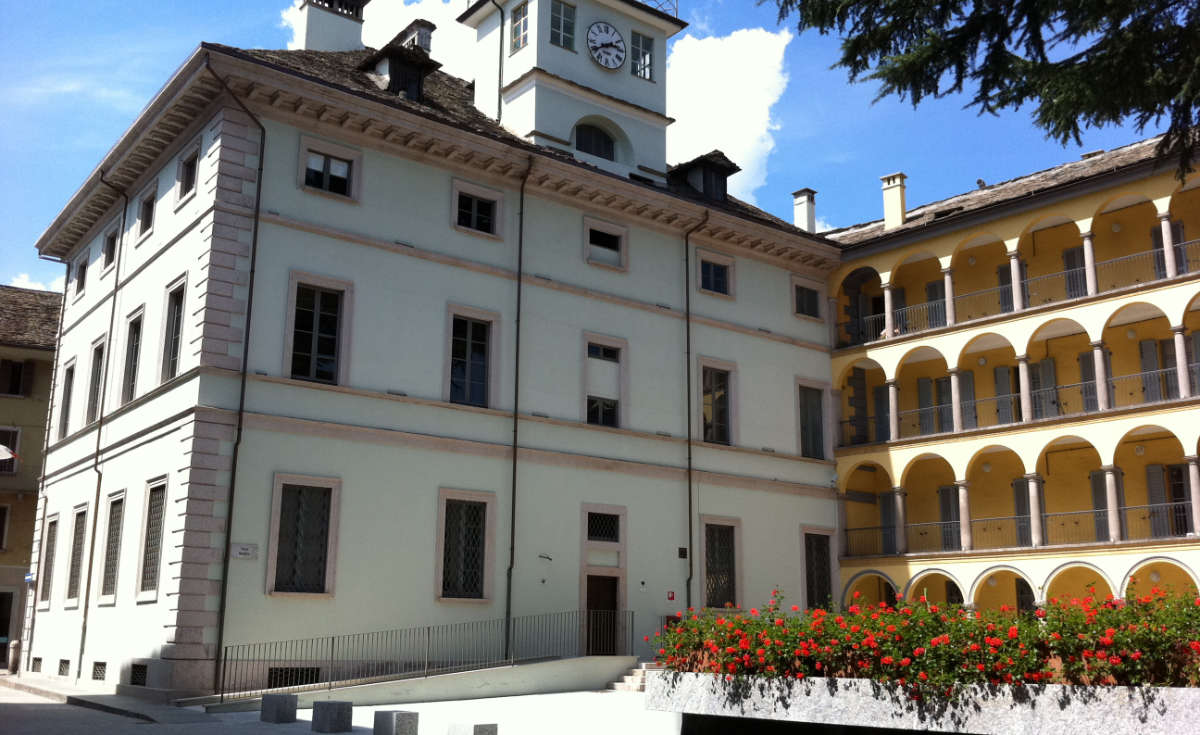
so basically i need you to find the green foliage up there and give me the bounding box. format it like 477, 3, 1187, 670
768, 1, 1200, 177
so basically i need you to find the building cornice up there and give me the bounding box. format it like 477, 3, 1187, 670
502, 67, 674, 125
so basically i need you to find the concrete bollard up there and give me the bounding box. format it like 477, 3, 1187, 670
260, 693, 298, 723
373, 710, 419, 735
312, 700, 353, 733
449, 726, 498, 735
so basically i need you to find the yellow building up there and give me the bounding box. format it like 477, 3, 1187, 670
827, 138, 1200, 611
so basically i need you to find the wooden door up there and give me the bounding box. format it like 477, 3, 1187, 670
586, 575, 618, 655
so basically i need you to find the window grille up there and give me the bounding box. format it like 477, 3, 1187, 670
274, 484, 332, 593
140, 485, 166, 592
39, 520, 58, 602
122, 316, 141, 404
795, 285, 821, 318
586, 396, 618, 427
702, 367, 730, 444
798, 385, 824, 459
290, 285, 342, 384
550, 0, 575, 50
0, 429, 16, 473
442, 499, 486, 598
705, 523, 736, 608
576, 125, 615, 161
450, 316, 490, 407
587, 512, 620, 543
510, 2, 528, 51
86, 342, 104, 424
456, 192, 496, 234
162, 286, 184, 382
804, 533, 831, 608
66, 509, 87, 599
59, 365, 75, 439
631, 31, 653, 80
92, 661, 107, 681
58, 659, 70, 677
304, 151, 352, 196
701, 260, 729, 294
31, 657, 41, 672
129, 663, 148, 686
101, 498, 124, 596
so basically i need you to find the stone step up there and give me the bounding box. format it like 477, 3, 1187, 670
608, 681, 643, 692
639, 662, 664, 670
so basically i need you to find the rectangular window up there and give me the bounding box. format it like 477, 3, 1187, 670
161, 284, 184, 382
138, 191, 155, 236
75, 256, 88, 295
804, 532, 832, 608
86, 342, 105, 424
441, 498, 487, 599
101, 497, 124, 597
66, 509, 87, 601
59, 364, 75, 439
702, 366, 731, 445
0, 359, 26, 396
304, 151, 352, 197
273, 483, 333, 593
139, 484, 166, 593
290, 285, 342, 384
631, 31, 653, 80
550, 0, 575, 50
700, 259, 729, 295
586, 396, 618, 427
510, 2, 528, 52
178, 149, 199, 198
798, 385, 825, 459
587, 512, 620, 543
456, 192, 497, 235
0, 505, 8, 547
450, 316, 491, 407
704, 522, 737, 608
39, 519, 58, 602
122, 316, 141, 404
587, 343, 619, 362
103, 231, 118, 269
586, 225, 625, 268
795, 284, 821, 318
0, 428, 16, 474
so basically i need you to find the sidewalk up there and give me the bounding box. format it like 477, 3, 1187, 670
0, 671, 211, 723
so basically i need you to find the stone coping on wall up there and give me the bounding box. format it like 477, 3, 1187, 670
645, 670, 1199, 734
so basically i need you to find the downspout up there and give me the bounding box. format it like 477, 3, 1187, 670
74, 171, 129, 683
203, 55, 266, 695
489, 0, 505, 123
503, 155, 534, 660
682, 210, 709, 610
22, 258, 68, 672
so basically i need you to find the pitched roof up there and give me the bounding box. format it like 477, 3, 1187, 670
670, 150, 742, 175
0, 285, 62, 351
827, 136, 1167, 247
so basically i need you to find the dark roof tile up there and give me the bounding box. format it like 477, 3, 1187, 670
0, 285, 62, 351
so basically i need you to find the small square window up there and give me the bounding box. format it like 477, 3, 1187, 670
701, 260, 730, 295
587, 343, 619, 362
457, 192, 497, 235
305, 151, 352, 197
178, 150, 199, 198
138, 192, 155, 236
102, 231, 118, 269
795, 284, 821, 318
0, 359, 27, 397
587, 512, 620, 543
586, 396, 618, 427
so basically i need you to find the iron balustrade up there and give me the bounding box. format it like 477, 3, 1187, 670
1023, 267, 1089, 307
897, 404, 953, 438
1183, 239, 1200, 274
906, 521, 960, 553
1095, 249, 1162, 292
1108, 367, 1180, 407
838, 418, 888, 447
952, 285, 1010, 323
969, 515, 1025, 550
837, 313, 886, 347
964, 395, 1021, 429
844, 526, 895, 557
218, 609, 634, 701
1122, 501, 1195, 541
893, 300, 947, 335
1042, 509, 1106, 546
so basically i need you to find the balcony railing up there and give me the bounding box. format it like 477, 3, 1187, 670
894, 300, 947, 335
838, 418, 889, 447
844, 525, 896, 557
897, 404, 953, 438
953, 284, 1010, 323
1122, 501, 1194, 541
1183, 239, 1200, 274
963, 395, 1020, 429
1024, 267, 1088, 308
1109, 367, 1180, 408
837, 313, 887, 347
1095, 249, 1162, 292
907, 521, 960, 553
970, 515, 1025, 550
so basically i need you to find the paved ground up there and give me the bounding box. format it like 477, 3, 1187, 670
0, 685, 681, 734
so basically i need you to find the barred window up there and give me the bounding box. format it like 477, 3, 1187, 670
101, 498, 124, 596
550, 0, 575, 50
139, 484, 166, 592
86, 342, 105, 424
66, 509, 87, 600
304, 151, 352, 197
442, 499, 486, 599
702, 366, 731, 445
290, 285, 342, 384
450, 316, 490, 407
704, 523, 737, 608
804, 532, 831, 608
39, 519, 58, 602
510, 2, 528, 52
274, 484, 332, 594
631, 31, 653, 80
798, 385, 825, 459
162, 284, 184, 382
587, 512, 619, 543
122, 316, 141, 404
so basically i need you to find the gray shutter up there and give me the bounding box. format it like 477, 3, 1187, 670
848, 368, 868, 442
1079, 350, 1097, 412
1173, 222, 1187, 272
938, 486, 960, 550
960, 370, 977, 429
1032, 358, 1057, 418
878, 494, 896, 554
935, 377, 952, 432
22, 360, 35, 397
1063, 246, 1086, 298
1146, 465, 1168, 538
994, 366, 1013, 424
1152, 225, 1167, 278
917, 377, 934, 434
873, 384, 890, 442
997, 264, 1013, 312
925, 280, 946, 328
1140, 339, 1162, 401
1161, 338, 1179, 399
1090, 470, 1108, 542
1013, 477, 1031, 546
892, 287, 907, 333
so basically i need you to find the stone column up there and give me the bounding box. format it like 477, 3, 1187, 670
949, 368, 963, 434
958, 481, 973, 551
1092, 341, 1110, 411
1008, 251, 1025, 311
893, 487, 908, 554
1160, 213, 1179, 278
1082, 231, 1098, 296
1026, 474, 1044, 548
1104, 466, 1123, 543
883, 283, 895, 339
942, 267, 956, 326
887, 379, 900, 441
1173, 326, 1191, 398
1187, 456, 1200, 537
1017, 356, 1033, 422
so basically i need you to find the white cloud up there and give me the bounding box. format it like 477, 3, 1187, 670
666, 28, 793, 205
815, 217, 836, 233
9, 273, 65, 292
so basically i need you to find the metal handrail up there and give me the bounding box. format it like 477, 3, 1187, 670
1121, 501, 1194, 540
1023, 267, 1088, 307
906, 521, 960, 553
893, 300, 947, 334
1109, 367, 1180, 407
953, 284, 1010, 323
1095, 248, 1161, 291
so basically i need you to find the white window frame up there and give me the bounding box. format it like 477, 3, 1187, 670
85, 335, 107, 426
134, 476, 169, 603
581, 332, 629, 428
174, 137, 203, 209
282, 270, 355, 387
795, 376, 832, 460
136, 180, 158, 244
582, 216, 629, 271
697, 356, 738, 446
266, 473, 342, 597
443, 303, 502, 408
697, 248, 736, 299
297, 135, 363, 203
101, 226, 120, 275
0, 426, 18, 475
121, 305, 145, 405
37, 513, 60, 610
58, 358, 77, 441
97, 489, 126, 606
63, 502, 89, 610
510, 2, 529, 53
799, 525, 837, 611
435, 487, 497, 604
550, 0, 576, 51
791, 273, 825, 322
158, 274, 188, 385
631, 30, 654, 81
699, 514, 743, 610
451, 179, 505, 240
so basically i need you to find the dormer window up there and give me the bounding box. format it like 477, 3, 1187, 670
576, 125, 615, 161
668, 150, 741, 203
701, 168, 727, 200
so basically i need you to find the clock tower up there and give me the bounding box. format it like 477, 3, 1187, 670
457, 0, 687, 184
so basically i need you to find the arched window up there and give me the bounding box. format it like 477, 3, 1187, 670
575, 124, 615, 161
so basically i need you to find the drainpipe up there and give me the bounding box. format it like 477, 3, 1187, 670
22, 258, 68, 673
682, 210, 709, 609
489, 0, 505, 123
503, 155, 535, 660
203, 55, 266, 695
72, 171, 129, 683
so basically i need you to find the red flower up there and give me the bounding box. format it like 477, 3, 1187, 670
1008, 626, 1019, 640
900, 657, 911, 667
918, 671, 928, 681
914, 646, 926, 656
882, 656, 894, 665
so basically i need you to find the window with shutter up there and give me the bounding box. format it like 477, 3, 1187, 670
798, 385, 824, 459
1063, 246, 1087, 298
917, 377, 935, 435
704, 523, 737, 608
1013, 477, 1031, 546
274, 484, 332, 594
959, 370, 977, 429
139, 484, 166, 593
937, 486, 960, 551
442, 499, 486, 598
925, 280, 946, 328
878, 494, 896, 554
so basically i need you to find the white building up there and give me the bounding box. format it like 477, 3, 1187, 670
23, 0, 840, 696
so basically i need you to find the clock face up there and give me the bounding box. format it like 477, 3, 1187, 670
586, 22, 626, 70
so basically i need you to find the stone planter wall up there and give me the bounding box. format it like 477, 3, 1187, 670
645, 670, 1200, 734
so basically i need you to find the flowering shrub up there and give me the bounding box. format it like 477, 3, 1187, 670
653, 586, 1200, 697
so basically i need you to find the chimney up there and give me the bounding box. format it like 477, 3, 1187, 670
792, 188, 817, 232
294, 0, 371, 52
881, 172, 907, 230
400, 19, 436, 54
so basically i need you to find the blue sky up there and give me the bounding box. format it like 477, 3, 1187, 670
0, 0, 1162, 291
